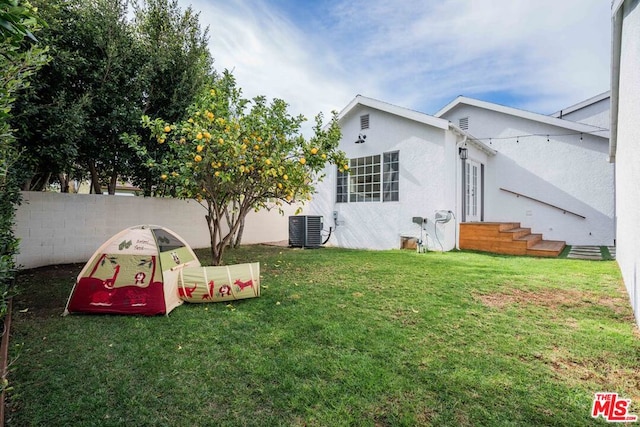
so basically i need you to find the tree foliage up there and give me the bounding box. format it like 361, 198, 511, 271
0, 0, 48, 318
132, 71, 348, 265
12, 0, 213, 194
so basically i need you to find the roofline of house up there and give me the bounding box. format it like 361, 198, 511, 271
434, 96, 609, 138
337, 95, 450, 130
550, 91, 611, 118
609, 0, 624, 163
336, 95, 496, 155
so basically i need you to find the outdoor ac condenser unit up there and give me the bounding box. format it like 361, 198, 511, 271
289, 215, 323, 248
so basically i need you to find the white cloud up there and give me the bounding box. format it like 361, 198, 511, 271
180, 0, 356, 134
179, 0, 611, 123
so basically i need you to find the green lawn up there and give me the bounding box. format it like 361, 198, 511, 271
6, 246, 640, 426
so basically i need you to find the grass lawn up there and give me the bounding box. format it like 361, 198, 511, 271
6, 246, 640, 426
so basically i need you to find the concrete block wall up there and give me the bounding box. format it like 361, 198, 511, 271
15, 192, 306, 269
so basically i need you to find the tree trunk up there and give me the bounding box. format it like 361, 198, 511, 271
58, 173, 69, 193
233, 217, 245, 248
88, 161, 102, 195
108, 169, 117, 195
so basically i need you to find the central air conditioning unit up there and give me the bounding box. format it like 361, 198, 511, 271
289, 215, 323, 248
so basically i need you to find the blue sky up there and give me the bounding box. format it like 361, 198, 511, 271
179, 0, 611, 128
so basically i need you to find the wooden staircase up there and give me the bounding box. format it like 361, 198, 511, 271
459, 222, 565, 257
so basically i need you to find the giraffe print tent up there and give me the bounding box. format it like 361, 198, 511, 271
64, 225, 261, 316
64, 225, 201, 316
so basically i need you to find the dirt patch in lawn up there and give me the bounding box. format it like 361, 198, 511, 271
545, 347, 640, 396
474, 288, 635, 322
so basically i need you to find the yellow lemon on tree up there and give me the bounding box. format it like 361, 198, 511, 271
254, 144, 260, 150
196, 132, 203, 140
218, 138, 224, 144
321, 153, 327, 159
160, 174, 168, 181
203, 132, 211, 140
158, 138, 165, 144
299, 158, 306, 165
311, 147, 318, 155
194, 155, 202, 162
343, 164, 349, 170
214, 171, 220, 177
164, 126, 171, 133
283, 174, 288, 180
265, 159, 272, 165
197, 145, 204, 152
277, 183, 283, 189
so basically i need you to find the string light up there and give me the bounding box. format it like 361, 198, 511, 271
470, 128, 608, 144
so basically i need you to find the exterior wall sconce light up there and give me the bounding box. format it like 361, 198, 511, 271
459, 147, 468, 160
355, 134, 366, 144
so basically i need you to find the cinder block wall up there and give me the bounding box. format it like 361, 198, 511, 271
15, 192, 306, 269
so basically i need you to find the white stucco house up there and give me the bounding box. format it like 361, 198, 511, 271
610, 0, 640, 327
309, 96, 481, 252
309, 93, 614, 255
435, 96, 613, 246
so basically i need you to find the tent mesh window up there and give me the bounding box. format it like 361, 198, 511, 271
152, 228, 185, 252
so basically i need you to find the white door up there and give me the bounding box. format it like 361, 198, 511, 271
465, 160, 481, 222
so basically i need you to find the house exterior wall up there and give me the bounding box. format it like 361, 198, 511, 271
15, 191, 304, 268
614, 0, 640, 326
309, 105, 459, 251
441, 105, 614, 245
558, 97, 610, 130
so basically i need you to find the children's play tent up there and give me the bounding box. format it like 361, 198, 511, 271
64, 225, 201, 316
64, 225, 262, 316
178, 262, 260, 303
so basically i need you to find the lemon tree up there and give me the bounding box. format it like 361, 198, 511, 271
138, 71, 347, 265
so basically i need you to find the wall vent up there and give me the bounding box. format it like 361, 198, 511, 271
459, 116, 469, 130
360, 114, 370, 130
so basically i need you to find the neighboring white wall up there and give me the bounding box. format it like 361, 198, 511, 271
614, 0, 640, 326
309, 105, 459, 251
556, 96, 611, 130
441, 105, 614, 245
15, 192, 304, 268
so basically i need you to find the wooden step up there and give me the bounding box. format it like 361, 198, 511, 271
460, 222, 565, 257
527, 240, 566, 257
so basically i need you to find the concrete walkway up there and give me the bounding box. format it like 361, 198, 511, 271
567, 246, 616, 260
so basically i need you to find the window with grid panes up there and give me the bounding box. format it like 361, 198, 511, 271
336, 151, 399, 203
383, 151, 399, 201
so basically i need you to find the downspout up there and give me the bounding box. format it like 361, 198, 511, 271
610, 1, 624, 246
609, 2, 623, 163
